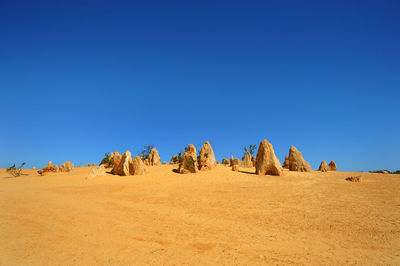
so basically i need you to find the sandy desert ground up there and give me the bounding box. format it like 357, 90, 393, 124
0, 165, 399, 265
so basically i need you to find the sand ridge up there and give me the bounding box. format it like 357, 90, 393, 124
0, 165, 399, 265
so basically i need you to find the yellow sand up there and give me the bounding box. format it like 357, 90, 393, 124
0, 165, 399, 265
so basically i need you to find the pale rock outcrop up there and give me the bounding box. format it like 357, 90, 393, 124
86, 165, 106, 179
147, 148, 161, 166
59, 161, 74, 172
288, 146, 312, 172
329, 161, 337, 171
178, 144, 198, 174
282, 156, 289, 169
111, 151, 147, 176
162, 161, 168, 165
111, 151, 121, 174
230, 156, 240, 166
241, 152, 252, 168
32, 166, 36, 170
116, 151, 132, 176
252, 156, 256, 167
232, 164, 239, 172
222, 158, 230, 165
319, 161, 329, 172
255, 140, 283, 176
198, 141, 216, 171
37, 161, 59, 176
129, 156, 146, 175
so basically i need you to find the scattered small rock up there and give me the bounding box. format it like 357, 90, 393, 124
346, 176, 362, 182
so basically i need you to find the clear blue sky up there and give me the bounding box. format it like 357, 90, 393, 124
1, 0, 399, 171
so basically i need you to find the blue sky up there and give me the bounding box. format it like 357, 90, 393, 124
1, 0, 399, 171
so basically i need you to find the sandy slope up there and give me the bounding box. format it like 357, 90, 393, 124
0, 165, 399, 265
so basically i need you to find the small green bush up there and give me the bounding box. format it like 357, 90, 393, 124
100, 153, 113, 167
138, 145, 155, 160
7, 162, 26, 177
244, 144, 257, 157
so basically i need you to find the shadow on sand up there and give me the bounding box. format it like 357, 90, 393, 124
238, 170, 256, 175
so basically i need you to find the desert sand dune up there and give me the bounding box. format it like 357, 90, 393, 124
0, 165, 399, 265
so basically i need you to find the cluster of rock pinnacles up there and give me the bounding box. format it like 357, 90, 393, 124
174, 139, 337, 176
222, 139, 337, 175
37, 139, 337, 177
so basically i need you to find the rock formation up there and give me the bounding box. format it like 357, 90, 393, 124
86, 165, 106, 179
230, 156, 241, 166
147, 148, 161, 166
222, 158, 230, 165
241, 152, 253, 168
129, 156, 146, 175
288, 146, 312, 172
37, 161, 59, 176
111, 151, 147, 176
162, 161, 168, 165
178, 144, 198, 174
282, 156, 289, 169
319, 161, 329, 172
116, 151, 132, 176
329, 161, 337, 171
198, 141, 217, 171
32, 166, 36, 170
255, 139, 283, 176
345, 176, 362, 182
111, 151, 121, 174
232, 164, 239, 172
252, 156, 256, 167
59, 161, 74, 172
